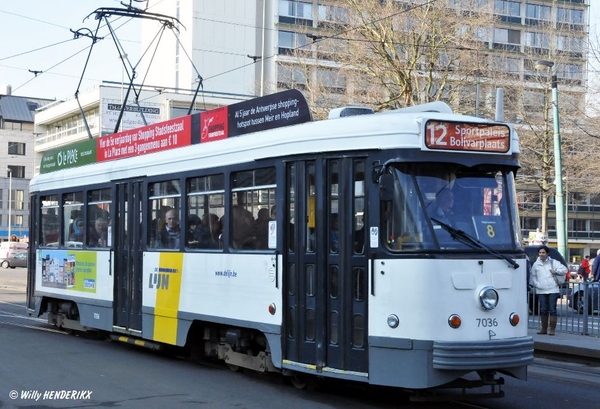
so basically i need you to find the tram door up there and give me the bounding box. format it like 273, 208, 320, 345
283, 158, 369, 374
113, 179, 144, 332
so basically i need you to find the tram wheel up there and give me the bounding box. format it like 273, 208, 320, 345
227, 363, 241, 372
290, 373, 309, 390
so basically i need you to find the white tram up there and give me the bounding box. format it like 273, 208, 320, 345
27, 90, 532, 399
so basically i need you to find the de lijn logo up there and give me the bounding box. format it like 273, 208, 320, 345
149, 267, 178, 290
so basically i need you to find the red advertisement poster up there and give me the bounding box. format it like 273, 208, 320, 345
200, 106, 229, 143
97, 116, 192, 161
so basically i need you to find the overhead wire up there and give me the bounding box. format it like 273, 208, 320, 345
201, 0, 444, 83
0, 3, 139, 96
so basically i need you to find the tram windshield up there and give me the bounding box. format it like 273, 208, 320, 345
381, 162, 521, 252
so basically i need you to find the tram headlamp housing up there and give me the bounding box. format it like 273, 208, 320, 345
387, 314, 399, 328
478, 286, 499, 310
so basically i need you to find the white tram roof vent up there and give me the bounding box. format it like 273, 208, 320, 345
328, 106, 374, 119
382, 101, 453, 115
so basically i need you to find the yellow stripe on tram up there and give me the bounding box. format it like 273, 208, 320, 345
153, 252, 183, 344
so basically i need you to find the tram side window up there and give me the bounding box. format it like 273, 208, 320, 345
381, 168, 425, 251
287, 163, 296, 252
41, 195, 59, 247
329, 161, 339, 254
148, 179, 181, 249
187, 174, 224, 249
230, 167, 276, 250
354, 161, 366, 254
63, 192, 84, 248
88, 188, 112, 248
306, 162, 316, 253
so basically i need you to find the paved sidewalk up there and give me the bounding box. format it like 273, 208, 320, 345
529, 328, 600, 360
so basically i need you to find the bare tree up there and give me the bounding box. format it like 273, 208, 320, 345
277, 0, 497, 119
338, 0, 497, 111
275, 0, 595, 239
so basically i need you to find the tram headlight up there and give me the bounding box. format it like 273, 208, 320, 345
478, 286, 499, 311
387, 314, 399, 328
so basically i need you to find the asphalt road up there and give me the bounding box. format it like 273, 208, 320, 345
1, 267, 600, 409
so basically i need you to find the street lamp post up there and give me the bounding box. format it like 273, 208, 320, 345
6, 168, 12, 241
535, 60, 567, 258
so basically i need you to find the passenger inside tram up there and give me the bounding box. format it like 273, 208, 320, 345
232, 206, 256, 249
157, 209, 181, 249
254, 208, 270, 249
69, 218, 85, 242
202, 213, 222, 244
187, 214, 217, 249
89, 217, 109, 247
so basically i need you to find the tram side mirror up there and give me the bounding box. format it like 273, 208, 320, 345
379, 174, 394, 201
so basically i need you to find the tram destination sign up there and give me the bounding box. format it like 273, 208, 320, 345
424, 120, 510, 153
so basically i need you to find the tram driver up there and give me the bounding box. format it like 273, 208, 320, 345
429, 188, 455, 225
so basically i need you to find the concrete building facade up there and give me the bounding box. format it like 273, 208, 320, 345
1, 88, 54, 241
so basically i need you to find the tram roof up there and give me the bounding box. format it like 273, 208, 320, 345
31, 91, 519, 192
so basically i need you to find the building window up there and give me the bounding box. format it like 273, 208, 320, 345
559, 63, 583, 81
8, 142, 25, 155
493, 28, 521, 50
525, 3, 551, 24
590, 220, 600, 232
492, 56, 521, 76
524, 31, 550, 50
317, 4, 348, 28
450, 0, 489, 7
279, 0, 312, 25
494, 0, 521, 23
278, 63, 307, 90
278, 30, 309, 55
7, 165, 25, 179
557, 7, 584, 26
9, 214, 24, 230
557, 35, 584, 55
11, 189, 25, 211
523, 90, 544, 108
522, 217, 540, 230
317, 68, 346, 94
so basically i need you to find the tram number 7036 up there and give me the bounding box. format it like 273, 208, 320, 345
476, 318, 498, 327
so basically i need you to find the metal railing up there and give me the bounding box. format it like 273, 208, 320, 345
528, 280, 600, 336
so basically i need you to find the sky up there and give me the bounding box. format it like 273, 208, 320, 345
0, 1, 598, 102
0, 0, 144, 101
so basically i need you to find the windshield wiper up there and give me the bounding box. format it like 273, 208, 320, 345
431, 218, 519, 269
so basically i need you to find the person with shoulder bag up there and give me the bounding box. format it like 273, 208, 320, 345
529, 245, 567, 335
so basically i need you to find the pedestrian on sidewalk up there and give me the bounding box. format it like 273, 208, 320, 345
580, 255, 591, 282
529, 245, 567, 336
